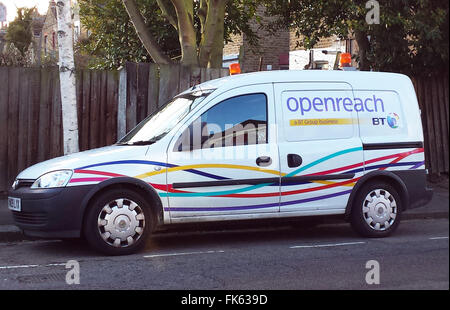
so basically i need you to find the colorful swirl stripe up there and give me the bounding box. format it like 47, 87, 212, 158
71, 148, 424, 199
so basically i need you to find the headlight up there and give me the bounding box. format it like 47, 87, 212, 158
11, 179, 19, 190
31, 170, 73, 189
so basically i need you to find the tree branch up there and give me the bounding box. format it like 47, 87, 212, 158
156, 0, 178, 31
198, 0, 208, 33
122, 0, 172, 64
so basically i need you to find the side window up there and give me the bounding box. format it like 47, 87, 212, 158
175, 93, 268, 151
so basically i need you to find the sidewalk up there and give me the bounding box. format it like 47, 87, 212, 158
0, 180, 448, 242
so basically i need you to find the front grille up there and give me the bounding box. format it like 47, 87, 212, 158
12, 211, 47, 226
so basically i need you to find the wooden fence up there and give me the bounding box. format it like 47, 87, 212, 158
412, 74, 449, 176
0, 67, 447, 194
0, 64, 228, 194
118, 62, 229, 138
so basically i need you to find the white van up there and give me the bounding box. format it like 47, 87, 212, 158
8, 70, 433, 255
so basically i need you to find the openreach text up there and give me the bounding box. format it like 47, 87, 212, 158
286, 95, 386, 115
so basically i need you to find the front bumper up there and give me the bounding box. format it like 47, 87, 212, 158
8, 184, 94, 238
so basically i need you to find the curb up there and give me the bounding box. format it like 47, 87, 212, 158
402, 212, 449, 221
0, 225, 27, 243
0, 212, 447, 243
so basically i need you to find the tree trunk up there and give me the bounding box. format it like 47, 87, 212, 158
207, 3, 226, 68
56, 0, 79, 154
171, 0, 198, 66
198, 0, 228, 68
354, 30, 371, 71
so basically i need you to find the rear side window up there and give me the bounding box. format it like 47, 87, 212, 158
354, 90, 406, 139
175, 93, 268, 151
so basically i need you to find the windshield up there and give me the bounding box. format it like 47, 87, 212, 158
118, 90, 213, 145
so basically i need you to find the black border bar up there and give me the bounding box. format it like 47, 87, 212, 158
172, 174, 355, 189
363, 141, 423, 150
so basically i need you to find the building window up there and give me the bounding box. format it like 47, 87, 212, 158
44, 35, 48, 55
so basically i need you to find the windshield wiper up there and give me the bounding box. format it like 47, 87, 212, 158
118, 132, 168, 146
127, 140, 157, 145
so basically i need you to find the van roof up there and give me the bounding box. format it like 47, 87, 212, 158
184, 70, 412, 94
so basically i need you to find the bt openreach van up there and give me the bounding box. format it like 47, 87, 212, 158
8, 70, 433, 255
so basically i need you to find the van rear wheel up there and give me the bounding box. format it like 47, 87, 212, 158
350, 181, 402, 238
84, 189, 153, 255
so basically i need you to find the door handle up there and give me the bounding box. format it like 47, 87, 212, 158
256, 156, 272, 167
287, 154, 302, 168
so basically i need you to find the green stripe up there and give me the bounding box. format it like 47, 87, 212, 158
285, 146, 363, 177
160, 146, 363, 198
159, 183, 269, 198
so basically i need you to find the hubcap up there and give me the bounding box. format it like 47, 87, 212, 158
362, 189, 397, 231
97, 198, 145, 248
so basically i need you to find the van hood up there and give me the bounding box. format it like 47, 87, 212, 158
17, 145, 150, 180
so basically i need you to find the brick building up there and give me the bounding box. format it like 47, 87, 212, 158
40, 0, 58, 60
223, 8, 352, 71
223, 6, 290, 72
38, 0, 85, 64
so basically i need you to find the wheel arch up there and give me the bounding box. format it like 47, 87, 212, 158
344, 170, 409, 221
79, 177, 164, 233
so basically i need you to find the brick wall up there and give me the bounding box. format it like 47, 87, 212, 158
223, 33, 243, 56
223, 6, 290, 72
223, 6, 341, 72
290, 31, 336, 51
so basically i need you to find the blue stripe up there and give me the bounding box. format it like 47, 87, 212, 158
76, 160, 228, 180
165, 189, 352, 212
285, 147, 363, 177
346, 161, 423, 174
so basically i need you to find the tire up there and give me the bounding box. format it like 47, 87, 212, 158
83, 188, 154, 255
350, 181, 402, 238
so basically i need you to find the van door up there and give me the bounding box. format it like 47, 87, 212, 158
274, 82, 364, 213
166, 84, 280, 219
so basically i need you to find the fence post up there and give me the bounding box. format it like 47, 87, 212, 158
117, 66, 127, 141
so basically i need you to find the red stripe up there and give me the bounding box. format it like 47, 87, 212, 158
70, 177, 109, 183
75, 148, 424, 197
74, 169, 125, 177
221, 178, 360, 198
364, 148, 423, 165
305, 148, 423, 176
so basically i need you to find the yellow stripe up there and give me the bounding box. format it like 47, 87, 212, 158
312, 180, 355, 187
134, 164, 355, 188
290, 118, 355, 126
135, 164, 287, 180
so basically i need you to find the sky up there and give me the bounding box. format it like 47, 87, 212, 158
0, 0, 49, 22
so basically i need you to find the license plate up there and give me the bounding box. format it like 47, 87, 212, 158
8, 197, 21, 212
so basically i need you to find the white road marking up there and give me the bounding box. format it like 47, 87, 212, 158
144, 250, 225, 258
290, 241, 366, 249
0, 264, 40, 270
0, 263, 66, 270
429, 236, 449, 240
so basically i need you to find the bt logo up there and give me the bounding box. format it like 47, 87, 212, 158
387, 113, 400, 128
372, 113, 400, 128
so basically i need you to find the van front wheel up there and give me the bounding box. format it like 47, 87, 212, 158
84, 189, 153, 255
350, 181, 402, 238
